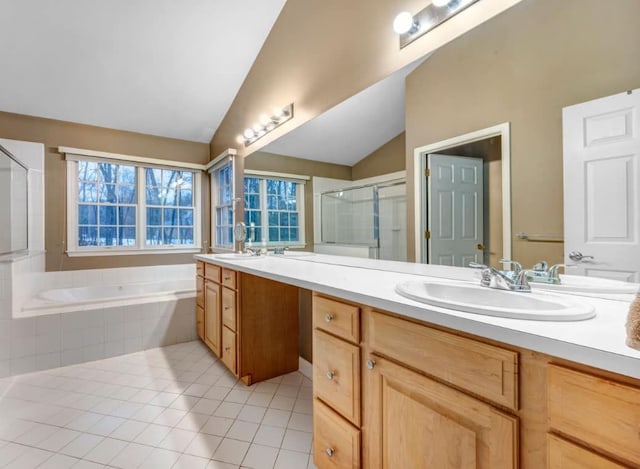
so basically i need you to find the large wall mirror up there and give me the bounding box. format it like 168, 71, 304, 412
0, 144, 28, 255
243, 0, 640, 281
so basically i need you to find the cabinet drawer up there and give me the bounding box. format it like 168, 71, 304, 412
196, 260, 204, 277
547, 434, 626, 469
548, 364, 640, 464
313, 295, 360, 344
222, 287, 237, 331
205, 263, 220, 282
368, 310, 518, 410
221, 326, 237, 375
196, 306, 204, 341
196, 275, 204, 308
313, 329, 360, 425
313, 399, 360, 469
222, 268, 236, 289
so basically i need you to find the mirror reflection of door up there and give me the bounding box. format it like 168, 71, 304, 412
427, 154, 484, 267
563, 88, 640, 282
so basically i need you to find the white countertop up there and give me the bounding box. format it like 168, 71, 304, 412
195, 253, 640, 379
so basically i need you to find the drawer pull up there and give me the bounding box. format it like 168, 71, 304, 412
325, 448, 335, 457
326, 371, 335, 380
224, 306, 230, 310
224, 347, 231, 352
324, 314, 334, 323
366, 359, 376, 370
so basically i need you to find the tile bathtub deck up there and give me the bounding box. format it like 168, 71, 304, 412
0, 341, 317, 469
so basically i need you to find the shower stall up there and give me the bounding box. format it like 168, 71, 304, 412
319, 179, 407, 261
0, 144, 28, 256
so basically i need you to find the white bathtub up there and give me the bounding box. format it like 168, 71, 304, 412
20, 278, 195, 317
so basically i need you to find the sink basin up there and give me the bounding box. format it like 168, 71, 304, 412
530, 274, 638, 295
395, 280, 595, 321
214, 253, 263, 260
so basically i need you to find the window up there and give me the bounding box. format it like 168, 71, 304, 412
67, 157, 201, 255
243, 175, 305, 246
212, 162, 234, 248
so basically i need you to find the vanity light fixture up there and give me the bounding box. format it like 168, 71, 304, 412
238, 103, 294, 147
394, 0, 479, 49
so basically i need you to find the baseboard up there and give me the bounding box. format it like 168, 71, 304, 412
298, 356, 313, 381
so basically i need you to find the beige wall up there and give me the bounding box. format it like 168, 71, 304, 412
352, 132, 406, 180
0, 111, 210, 271
405, 0, 640, 267
210, 0, 522, 159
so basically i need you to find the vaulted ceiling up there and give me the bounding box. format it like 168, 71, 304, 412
0, 0, 286, 142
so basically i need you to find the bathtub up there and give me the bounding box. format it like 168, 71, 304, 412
20, 278, 195, 317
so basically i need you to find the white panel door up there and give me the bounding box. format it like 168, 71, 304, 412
427, 154, 484, 267
563, 89, 640, 281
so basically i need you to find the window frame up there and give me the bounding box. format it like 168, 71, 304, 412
66, 157, 202, 256
243, 171, 306, 248
210, 159, 236, 251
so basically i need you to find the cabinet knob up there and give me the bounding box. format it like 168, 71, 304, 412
325, 448, 335, 457
224, 306, 230, 310
366, 359, 376, 370
224, 347, 231, 352
324, 314, 333, 323
326, 371, 335, 380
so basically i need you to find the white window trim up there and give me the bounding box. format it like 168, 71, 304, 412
65, 157, 202, 256
209, 152, 236, 251
244, 172, 306, 248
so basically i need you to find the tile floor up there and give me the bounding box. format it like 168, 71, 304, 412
0, 340, 317, 469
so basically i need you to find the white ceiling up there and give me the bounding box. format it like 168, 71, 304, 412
0, 0, 286, 143
262, 58, 426, 166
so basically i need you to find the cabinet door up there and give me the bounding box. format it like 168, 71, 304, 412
196, 306, 204, 341
547, 434, 626, 469
204, 280, 221, 356
221, 326, 237, 375
363, 355, 517, 469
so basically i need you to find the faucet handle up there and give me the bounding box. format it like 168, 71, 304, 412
499, 259, 522, 276
531, 261, 548, 272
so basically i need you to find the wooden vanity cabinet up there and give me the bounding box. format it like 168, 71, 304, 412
547, 364, 640, 467
364, 354, 518, 468
312, 294, 362, 469
197, 260, 299, 385
203, 280, 221, 356
312, 293, 519, 469
195, 262, 205, 340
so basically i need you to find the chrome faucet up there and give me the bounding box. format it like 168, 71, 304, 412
272, 247, 289, 255
469, 262, 531, 292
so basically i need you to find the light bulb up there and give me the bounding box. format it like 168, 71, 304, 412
432, 0, 451, 7
393, 11, 415, 34
236, 134, 245, 144
252, 123, 263, 133
272, 107, 285, 121
243, 128, 255, 139
259, 114, 271, 126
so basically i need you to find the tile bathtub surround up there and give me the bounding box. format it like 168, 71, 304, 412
0, 298, 197, 379
0, 341, 317, 469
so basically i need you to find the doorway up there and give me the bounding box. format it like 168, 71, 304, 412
413, 123, 511, 267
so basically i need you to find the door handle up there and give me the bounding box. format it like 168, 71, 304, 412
476, 243, 485, 251
568, 251, 594, 262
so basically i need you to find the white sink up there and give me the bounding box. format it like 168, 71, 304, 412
214, 253, 263, 260
530, 274, 638, 295
395, 280, 595, 321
